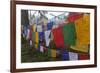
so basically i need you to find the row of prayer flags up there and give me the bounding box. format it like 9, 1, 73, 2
30, 22, 77, 49
32, 44, 89, 60
47, 48, 89, 60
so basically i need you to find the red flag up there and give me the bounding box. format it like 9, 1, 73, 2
52, 27, 64, 48
68, 12, 83, 22
79, 53, 90, 60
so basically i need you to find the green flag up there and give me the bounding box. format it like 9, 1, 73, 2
62, 22, 76, 46
48, 48, 51, 57
32, 32, 36, 48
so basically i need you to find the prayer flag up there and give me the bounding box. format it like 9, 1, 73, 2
78, 53, 89, 60
47, 22, 53, 30
44, 30, 51, 47
51, 49, 56, 58
35, 32, 39, 49
62, 22, 76, 46
32, 24, 36, 32
61, 51, 69, 60
40, 46, 44, 53
39, 32, 45, 41
48, 48, 51, 57
37, 25, 43, 32
52, 27, 65, 48
69, 52, 78, 60
75, 14, 90, 45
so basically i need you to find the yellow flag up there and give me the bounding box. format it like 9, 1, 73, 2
51, 49, 56, 58
33, 24, 36, 32
35, 32, 38, 49
75, 14, 90, 45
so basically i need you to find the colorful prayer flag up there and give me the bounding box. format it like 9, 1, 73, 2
78, 53, 89, 60
48, 48, 51, 57
69, 52, 78, 60
75, 14, 90, 45
40, 46, 44, 53
51, 49, 56, 58
37, 25, 43, 32
34, 32, 39, 49
32, 24, 36, 32
62, 22, 76, 46
39, 32, 45, 41
44, 30, 51, 47
52, 27, 65, 48
47, 21, 53, 30
61, 51, 69, 60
